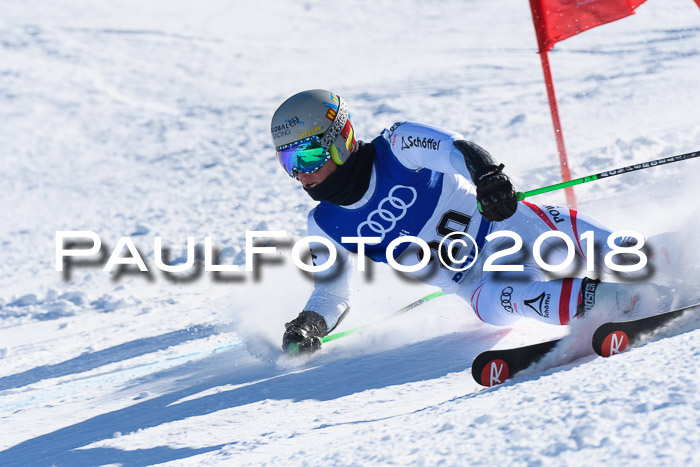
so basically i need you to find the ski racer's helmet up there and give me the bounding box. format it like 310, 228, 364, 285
271, 89, 357, 178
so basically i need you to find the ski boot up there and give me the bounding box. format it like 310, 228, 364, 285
578, 278, 676, 319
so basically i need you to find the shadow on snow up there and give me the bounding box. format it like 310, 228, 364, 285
0, 325, 220, 392
0, 327, 500, 466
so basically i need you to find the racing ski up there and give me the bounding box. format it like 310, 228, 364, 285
591, 303, 698, 357
472, 303, 697, 387
471, 338, 561, 387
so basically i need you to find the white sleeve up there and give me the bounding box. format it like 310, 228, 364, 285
303, 211, 352, 329
382, 121, 472, 179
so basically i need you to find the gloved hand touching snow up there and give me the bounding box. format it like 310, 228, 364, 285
282, 310, 328, 355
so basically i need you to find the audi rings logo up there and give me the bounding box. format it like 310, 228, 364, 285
500, 286, 514, 313
357, 185, 418, 240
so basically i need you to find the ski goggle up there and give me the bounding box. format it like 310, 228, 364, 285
276, 135, 331, 178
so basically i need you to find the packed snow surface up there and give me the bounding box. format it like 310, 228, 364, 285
1, 0, 699, 465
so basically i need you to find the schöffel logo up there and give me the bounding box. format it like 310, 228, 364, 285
524, 292, 551, 318
500, 286, 514, 313
400, 136, 441, 151
357, 185, 417, 241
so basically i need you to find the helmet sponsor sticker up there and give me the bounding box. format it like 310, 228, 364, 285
271, 116, 304, 133
272, 128, 290, 139
297, 126, 322, 139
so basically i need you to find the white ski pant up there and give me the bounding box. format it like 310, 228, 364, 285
456, 202, 658, 326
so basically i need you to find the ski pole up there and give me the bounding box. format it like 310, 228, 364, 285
516, 149, 700, 202
320, 290, 446, 344
286, 291, 445, 355
478, 149, 700, 211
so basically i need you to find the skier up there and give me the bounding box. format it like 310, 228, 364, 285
271, 89, 674, 354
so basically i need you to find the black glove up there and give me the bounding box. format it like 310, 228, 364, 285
476, 164, 517, 222
282, 310, 328, 355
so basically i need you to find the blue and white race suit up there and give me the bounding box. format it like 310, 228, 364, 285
303, 122, 629, 328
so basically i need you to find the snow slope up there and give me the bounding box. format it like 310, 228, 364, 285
1, 0, 699, 465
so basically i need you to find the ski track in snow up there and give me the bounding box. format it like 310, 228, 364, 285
1, 0, 700, 465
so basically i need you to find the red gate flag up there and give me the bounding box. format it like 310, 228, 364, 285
529, 0, 647, 52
